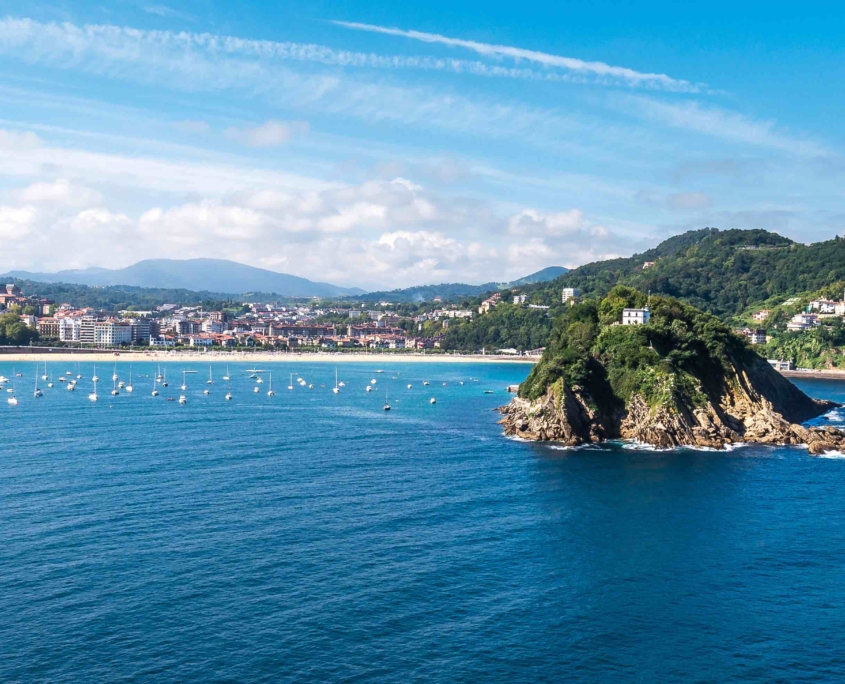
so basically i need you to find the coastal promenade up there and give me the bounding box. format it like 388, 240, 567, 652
780, 368, 845, 381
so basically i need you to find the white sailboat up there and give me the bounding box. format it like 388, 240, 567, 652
383, 389, 390, 411
76, 362, 82, 379
8, 380, 18, 406
126, 366, 133, 393
180, 370, 187, 392
88, 383, 98, 402
151, 376, 159, 397
41, 362, 47, 381
67, 380, 75, 392
47, 371, 53, 388
156, 365, 163, 382
112, 364, 118, 382
288, 373, 294, 391
33, 365, 43, 398
267, 373, 275, 396
207, 366, 213, 384
333, 368, 340, 394
92, 364, 99, 383
111, 377, 119, 396
161, 369, 168, 387
225, 383, 232, 401
223, 366, 230, 381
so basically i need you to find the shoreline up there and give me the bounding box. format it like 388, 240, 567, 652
0, 349, 537, 364
780, 369, 845, 381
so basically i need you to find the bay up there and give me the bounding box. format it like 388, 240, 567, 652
2, 361, 845, 682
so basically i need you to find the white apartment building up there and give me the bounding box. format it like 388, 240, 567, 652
94, 320, 132, 347
740, 328, 767, 345
786, 313, 820, 331
513, 295, 528, 305
622, 307, 651, 325
58, 318, 82, 342
809, 299, 837, 314
562, 288, 581, 304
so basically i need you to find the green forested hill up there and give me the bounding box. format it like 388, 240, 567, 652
525, 228, 845, 317
441, 228, 845, 351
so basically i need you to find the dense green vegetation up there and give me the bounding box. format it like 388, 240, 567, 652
0, 313, 39, 346
356, 267, 568, 303
440, 228, 845, 351
442, 302, 557, 351
763, 325, 845, 369
3, 279, 266, 312
528, 228, 845, 318
519, 287, 757, 420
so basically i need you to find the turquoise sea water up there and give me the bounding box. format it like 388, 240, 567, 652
2, 360, 845, 682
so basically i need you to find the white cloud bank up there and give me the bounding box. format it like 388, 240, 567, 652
0, 170, 634, 287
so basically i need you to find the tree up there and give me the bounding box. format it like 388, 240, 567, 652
0, 313, 39, 345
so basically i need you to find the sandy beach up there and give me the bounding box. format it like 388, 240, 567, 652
0, 349, 537, 364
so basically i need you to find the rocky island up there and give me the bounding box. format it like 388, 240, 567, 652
500, 287, 845, 454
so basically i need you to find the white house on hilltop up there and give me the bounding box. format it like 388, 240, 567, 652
622, 307, 651, 325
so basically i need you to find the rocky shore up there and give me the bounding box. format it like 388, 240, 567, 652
500, 372, 845, 455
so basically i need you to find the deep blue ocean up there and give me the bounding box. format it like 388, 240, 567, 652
2, 359, 845, 682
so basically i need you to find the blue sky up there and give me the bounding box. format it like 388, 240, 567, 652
0, 0, 843, 288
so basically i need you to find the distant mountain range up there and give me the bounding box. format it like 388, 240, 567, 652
356, 266, 570, 303
2, 259, 364, 298
2, 259, 569, 301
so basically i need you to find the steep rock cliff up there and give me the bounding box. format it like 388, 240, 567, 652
501, 287, 844, 454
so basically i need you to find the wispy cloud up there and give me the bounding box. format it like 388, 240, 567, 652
618, 95, 831, 157
0, 19, 830, 172
333, 20, 703, 93
0, 17, 691, 92
0, 18, 605, 153
223, 120, 310, 148
143, 5, 195, 21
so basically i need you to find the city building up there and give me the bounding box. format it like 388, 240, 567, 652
94, 320, 132, 346
752, 310, 771, 321
622, 307, 651, 325
512, 294, 528, 305
738, 328, 767, 345
809, 299, 837, 314
786, 313, 820, 331
561, 288, 580, 304
59, 318, 82, 342
36, 318, 60, 338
